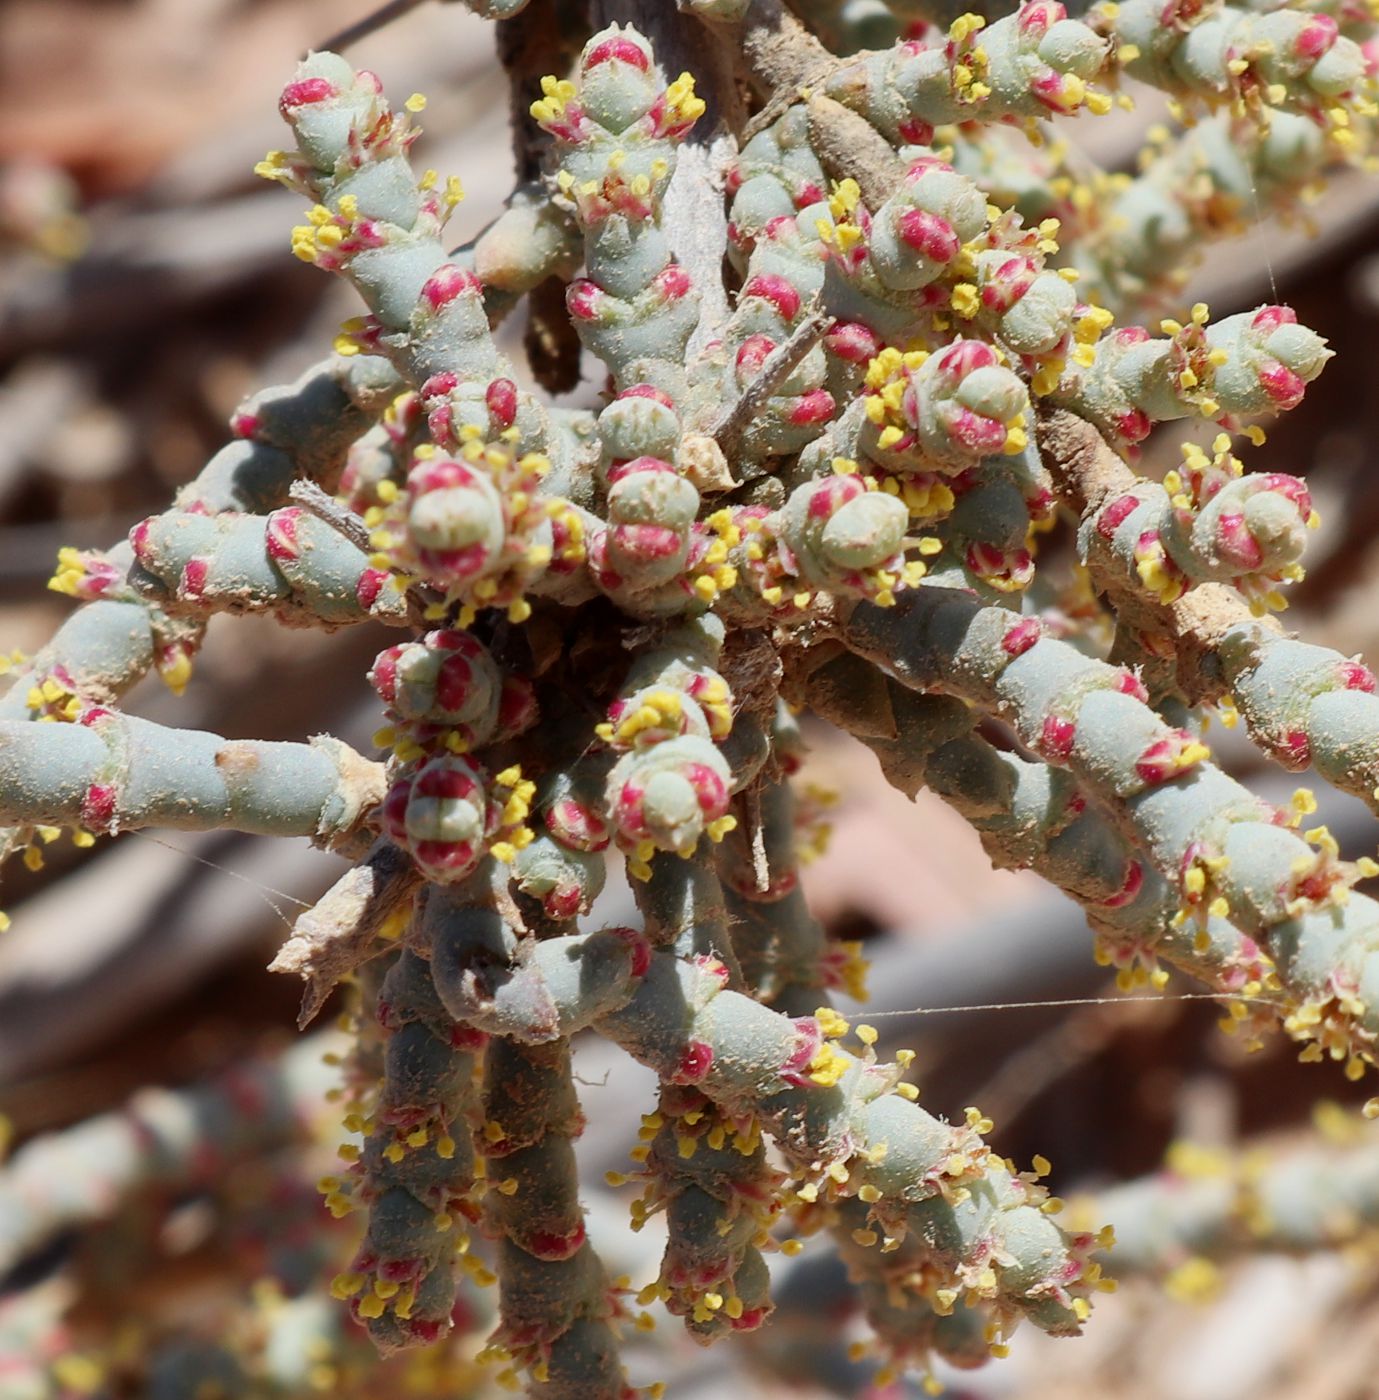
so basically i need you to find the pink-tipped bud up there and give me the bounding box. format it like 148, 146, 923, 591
605, 454, 676, 486
1116, 670, 1150, 702
1256, 361, 1307, 410
787, 388, 836, 425
420, 265, 482, 311
525, 1222, 588, 1261
1095, 495, 1139, 540
824, 321, 880, 363
1042, 714, 1076, 758
671, 1040, 715, 1084
1255, 474, 1312, 518
567, 279, 605, 321
356, 568, 389, 609
1251, 304, 1298, 333
82, 783, 118, 831
484, 377, 518, 429
128, 518, 153, 565
980, 255, 1037, 312
935, 339, 996, 378
655, 264, 692, 301
612, 523, 683, 562
806, 474, 862, 520
780, 1017, 823, 1087
1134, 729, 1206, 786
1002, 617, 1042, 656
609, 925, 652, 979
404, 1318, 446, 1346
947, 407, 1008, 455
584, 35, 651, 70
896, 208, 960, 262
1280, 729, 1311, 766
1339, 661, 1377, 693
1214, 512, 1263, 570
265, 508, 302, 563
180, 558, 209, 598
1115, 408, 1152, 444
280, 77, 337, 113
1019, 0, 1067, 33
420, 371, 459, 401
741, 274, 801, 321
736, 334, 776, 373
1031, 70, 1081, 113
619, 383, 676, 408
1295, 15, 1338, 59
1100, 859, 1144, 908
898, 117, 936, 145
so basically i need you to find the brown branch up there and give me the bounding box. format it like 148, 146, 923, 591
739, 0, 833, 97
733, 4, 905, 204
709, 306, 833, 455
288, 478, 373, 553
313, 0, 429, 56
804, 95, 905, 209
269, 841, 421, 1028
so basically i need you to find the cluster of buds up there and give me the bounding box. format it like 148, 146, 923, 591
19, 5, 1379, 1396
1083, 434, 1316, 610
725, 108, 827, 261
534, 28, 705, 391
865, 158, 989, 293
368, 433, 583, 625
588, 386, 742, 611
825, 3, 1112, 144
589, 457, 703, 605
769, 471, 917, 606
379, 757, 536, 882
811, 159, 1085, 388
1051, 303, 1332, 448
712, 273, 839, 461
370, 628, 540, 883
1100, 0, 1373, 127
369, 629, 537, 758
716, 473, 922, 618
851, 341, 1031, 485
597, 625, 737, 878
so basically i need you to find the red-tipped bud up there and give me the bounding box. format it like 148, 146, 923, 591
585, 35, 651, 70
741, 274, 801, 321
896, 208, 960, 262
420, 265, 482, 311
485, 378, 518, 429
280, 77, 337, 112
265, 508, 302, 562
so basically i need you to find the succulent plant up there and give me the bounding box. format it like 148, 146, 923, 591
5, 0, 1379, 1395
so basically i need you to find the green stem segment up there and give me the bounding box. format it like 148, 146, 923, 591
0, 712, 383, 845
841, 586, 1379, 1075
423, 874, 1107, 1351
481, 1036, 635, 1397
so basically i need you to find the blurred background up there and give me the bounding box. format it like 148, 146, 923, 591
5, 1, 1379, 1396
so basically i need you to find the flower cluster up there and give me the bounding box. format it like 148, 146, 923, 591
11, 5, 1379, 1399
